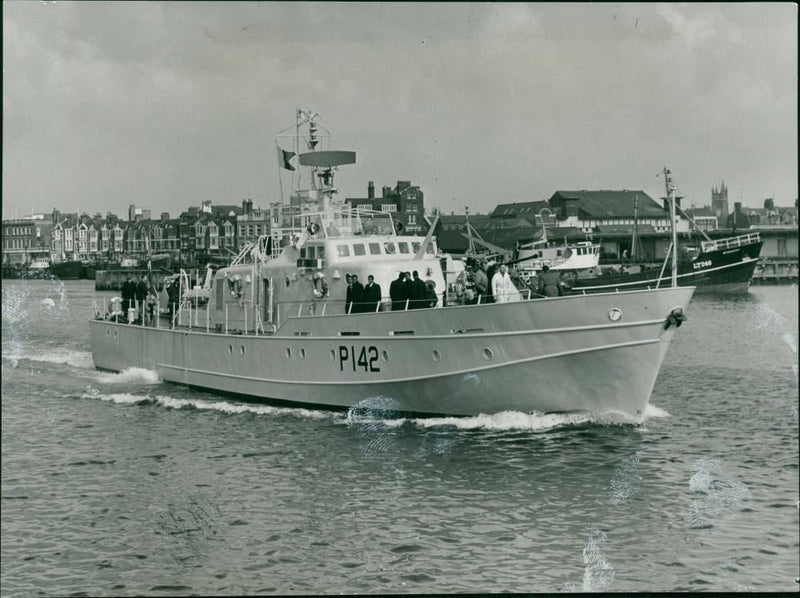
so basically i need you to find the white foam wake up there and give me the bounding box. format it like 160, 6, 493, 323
80, 390, 333, 420
2, 347, 95, 370
96, 367, 161, 385
345, 404, 666, 432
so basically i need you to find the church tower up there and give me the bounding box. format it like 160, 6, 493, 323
711, 181, 729, 220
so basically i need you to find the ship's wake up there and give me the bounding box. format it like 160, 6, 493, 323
95, 367, 161, 385
2, 346, 95, 370
79, 389, 333, 420
344, 400, 669, 432
76, 386, 669, 432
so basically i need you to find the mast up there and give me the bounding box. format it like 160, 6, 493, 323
465, 206, 476, 255
631, 194, 639, 262
664, 167, 678, 288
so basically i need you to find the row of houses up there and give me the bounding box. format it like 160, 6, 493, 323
3, 182, 797, 267
1, 199, 272, 267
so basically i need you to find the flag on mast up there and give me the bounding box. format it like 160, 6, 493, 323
278, 147, 296, 171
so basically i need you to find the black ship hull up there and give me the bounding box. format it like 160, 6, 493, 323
571, 235, 763, 294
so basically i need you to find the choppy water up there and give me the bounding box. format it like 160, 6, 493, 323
2, 279, 797, 595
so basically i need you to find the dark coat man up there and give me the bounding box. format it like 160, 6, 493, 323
389, 272, 408, 310
121, 276, 136, 312
350, 274, 365, 313
404, 271, 413, 305
135, 275, 149, 304
538, 265, 562, 297
363, 275, 382, 313
410, 270, 428, 309
472, 267, 488, 303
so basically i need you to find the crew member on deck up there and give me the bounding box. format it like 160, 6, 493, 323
121, 275, 135, 314
390, 272, 408, 310
364, 275, 382, 313
350, 274, 364, 313
491, 264, 515, 303
410, 271, 427, 309
538, 264, 563, 297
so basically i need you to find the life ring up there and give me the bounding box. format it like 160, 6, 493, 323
310, 273, 328, 298
307, 222, 320, 235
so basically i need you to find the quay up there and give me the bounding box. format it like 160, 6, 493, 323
752, 258, 799, 285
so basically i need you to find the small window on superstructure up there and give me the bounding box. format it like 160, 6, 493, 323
398, 242, 410, 254
412, 242, 421, 253
337, 245, 350, 257
368, 243, 381, 255
353, 243, 366, 256
384, 242, 396, 254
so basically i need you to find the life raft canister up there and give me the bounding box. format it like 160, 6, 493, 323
228, 275, 242, 298
311, 272, 329, 298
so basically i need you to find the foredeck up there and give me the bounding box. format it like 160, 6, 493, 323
700, 232, 761, 253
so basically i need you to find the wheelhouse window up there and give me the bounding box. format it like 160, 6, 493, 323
337, 244, 350, 257
353, 243, 366, 256
398, 242, 410, 254
368, 243, 381, 255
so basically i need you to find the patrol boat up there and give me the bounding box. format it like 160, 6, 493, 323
89, 111, 694, 417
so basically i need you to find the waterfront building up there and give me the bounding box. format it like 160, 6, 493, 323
346, 180, 426, 234
237, 199, 271, 251
2, 216, 53, 266
178, 201, 241, 263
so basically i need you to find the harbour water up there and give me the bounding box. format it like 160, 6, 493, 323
2, 279, 797, 594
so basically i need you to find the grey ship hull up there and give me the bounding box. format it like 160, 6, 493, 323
90, 286, 694, 416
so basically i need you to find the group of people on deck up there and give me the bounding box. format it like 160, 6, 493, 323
116, 274, 159, 324
463, 258, 565, 304
389, 270, 437, 310
345, 270, 439, 313
345, 273, 383, 313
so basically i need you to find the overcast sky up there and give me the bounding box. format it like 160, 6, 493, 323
3, 2, 797, 221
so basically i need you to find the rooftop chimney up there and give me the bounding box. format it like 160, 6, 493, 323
368, 181, 375, 199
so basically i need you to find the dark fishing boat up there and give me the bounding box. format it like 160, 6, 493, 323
570, 170, 763, 294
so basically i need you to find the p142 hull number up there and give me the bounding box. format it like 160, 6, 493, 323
339, 345, 381, 372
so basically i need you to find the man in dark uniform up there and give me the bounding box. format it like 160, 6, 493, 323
363, 275, 382, 313
345, 274, 354, 313
404, 271, 413, 306
121, 275, 135, 314
538, 264, 563, 297
389, 272, 408, 310
134, 275, 149, 322
410, 270, 427, 309
350, 274, 364, 313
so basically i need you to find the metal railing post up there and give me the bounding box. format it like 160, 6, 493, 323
225, 304, 229, 334
156, 301, 160, 328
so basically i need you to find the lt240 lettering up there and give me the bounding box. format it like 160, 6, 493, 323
339, 345, 381, 372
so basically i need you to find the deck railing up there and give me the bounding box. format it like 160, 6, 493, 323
700, 232, 761, 253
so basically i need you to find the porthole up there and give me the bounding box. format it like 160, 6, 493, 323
483, 348, 494, 360
382, 350, 389, 361
432, 350, 441, 362
285, 348, 292, 358
228, 345, 233, 354
240, 345, 245, 355
300, 348, 306, 359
